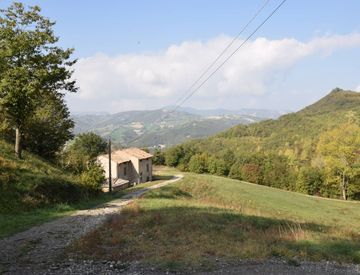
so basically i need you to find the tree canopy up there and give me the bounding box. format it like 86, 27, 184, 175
316, 123, 360, 200
0, 2, 77, 158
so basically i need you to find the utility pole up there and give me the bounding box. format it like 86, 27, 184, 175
108, 139, 112, 193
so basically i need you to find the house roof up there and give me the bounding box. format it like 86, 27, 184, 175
111, 151, 131, 163
98, 153, 130, 164
98, 148, 152, 164
122, 148, 153, 159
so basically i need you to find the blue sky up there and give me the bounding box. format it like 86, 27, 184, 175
1, 0, 360, 113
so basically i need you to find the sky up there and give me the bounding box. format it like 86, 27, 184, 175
1, 0, 360, 113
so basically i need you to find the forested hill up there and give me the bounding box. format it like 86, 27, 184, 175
163, 88, 360, 200
219, 88, 360, 151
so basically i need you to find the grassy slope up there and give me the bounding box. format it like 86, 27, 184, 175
0, 140, 86, 211
0, 139, 85, 237
74, 170, 360, 269
0, 163, 173, 239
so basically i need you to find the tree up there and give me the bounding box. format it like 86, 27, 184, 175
165, 146, 184, 167
188, 153, 209, 174
61, 133, 107, 173
80, 164, 105, 191
0, 3, 77, 158
296, 166, 324, 195
241, 163, 262, 184
153, 149, 165, 165
262, 154, 294, 189
317, 123, 360, 200
208, 157, 227, 176
23, 94, 74, 160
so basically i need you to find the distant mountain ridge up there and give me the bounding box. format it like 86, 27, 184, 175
164, 106, 288, 119
72, 107, 285, 147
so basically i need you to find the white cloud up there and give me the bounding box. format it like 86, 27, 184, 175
356, 85, 360, 92
67, 33, 360, 112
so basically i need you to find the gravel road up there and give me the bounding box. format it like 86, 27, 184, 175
0, 175, 183, 274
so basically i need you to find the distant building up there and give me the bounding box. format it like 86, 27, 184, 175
97, 148, 153, 189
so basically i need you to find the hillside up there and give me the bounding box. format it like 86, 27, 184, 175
73, 170, 360, 270
0, 140, 95, 213
131, 116, 259, 147
186, 88, 360, 160
164, 89, 360, 200
72, 108, 270, 147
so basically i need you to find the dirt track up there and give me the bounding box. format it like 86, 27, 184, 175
0, 175, 183, 274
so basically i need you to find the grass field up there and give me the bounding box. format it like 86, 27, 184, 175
72, 169, 360, 270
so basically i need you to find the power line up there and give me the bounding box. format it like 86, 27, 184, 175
168, 0, 287, 116
171, 0, 270, 108
127, 0, 287, 146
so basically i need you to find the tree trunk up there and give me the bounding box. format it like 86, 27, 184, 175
15, 127, 22, 159
342, 187, 347, 201
341, 172, 347, 200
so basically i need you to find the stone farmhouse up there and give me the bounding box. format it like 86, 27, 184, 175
97, 148, 153, 189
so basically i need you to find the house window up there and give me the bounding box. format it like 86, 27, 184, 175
124, 166, 127, 176
146, 163, 149, 172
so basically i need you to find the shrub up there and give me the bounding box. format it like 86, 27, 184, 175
80, 164, 105, 191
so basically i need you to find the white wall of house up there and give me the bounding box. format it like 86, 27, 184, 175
138, 158, 152, 183
98, 156, 118, 179
97, 154, 153, 184
117, 162, 130, 181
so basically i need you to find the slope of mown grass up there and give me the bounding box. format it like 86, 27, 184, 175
73, 171, 360, 270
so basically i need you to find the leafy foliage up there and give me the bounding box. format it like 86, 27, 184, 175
60, 132, 107, 174
0, 2, 77, 157
22, 94, 74, 160
316, 123, 360, 200
296, 166, 324, 196
164, 89, 360, 200
79, 164, 105, 191
152, 149, 165, 165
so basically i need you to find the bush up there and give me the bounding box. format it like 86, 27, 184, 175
80, 164, 105, 191
60, 132, 107, 174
